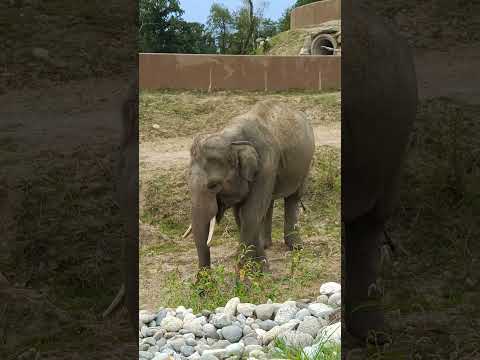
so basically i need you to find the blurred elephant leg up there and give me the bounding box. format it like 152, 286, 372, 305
263, 201, 274, 249
284, 191, 303, 250
233, 206, 241, 227
345, 210, 388, 343
238, 175, 275, 271
125, 232, 138, 335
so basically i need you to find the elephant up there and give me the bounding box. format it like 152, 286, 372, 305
185, 100, 315, 270
102, 79, 139, 336
342, 1, 418, 344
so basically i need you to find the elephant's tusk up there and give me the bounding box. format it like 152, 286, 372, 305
206, 217, 216, 247
102, 283, 125, 319
182, 224, 192, 239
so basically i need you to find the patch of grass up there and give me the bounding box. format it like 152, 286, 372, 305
271, 338, 341, 360
159, 244, 336, 312
0, 142, 132, 357
162, 261, 280, 312
263, 30, 310, 56
364, 98, 480, 358
302, 146, 341, 240
139, 90, 340, 141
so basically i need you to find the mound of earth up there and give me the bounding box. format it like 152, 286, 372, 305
261, 20, 341, 56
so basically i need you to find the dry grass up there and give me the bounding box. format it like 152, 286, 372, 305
355, 98, 480, 359
139, 89, 340, 141
366, 0, 480, 49
261, 29, 310, 56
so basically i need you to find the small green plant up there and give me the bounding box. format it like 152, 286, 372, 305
271, 338, 340, 360
162, 263, 281, 312
289, 248, 304, 276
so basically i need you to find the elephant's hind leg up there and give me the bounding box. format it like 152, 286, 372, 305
262, 201, 274, 249
284, 191, 303, 250
344, 210, 389, 344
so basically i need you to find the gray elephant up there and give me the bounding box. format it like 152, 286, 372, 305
185, 100, 315, 270
342, 2, 418, 344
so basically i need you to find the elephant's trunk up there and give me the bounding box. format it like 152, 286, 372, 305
191, 185, 218, 269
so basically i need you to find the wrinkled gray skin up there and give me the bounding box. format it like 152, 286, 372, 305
342, 2, 418, 343
189, 100, 315, 269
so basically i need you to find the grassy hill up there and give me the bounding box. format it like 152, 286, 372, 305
258, 20, 341, 56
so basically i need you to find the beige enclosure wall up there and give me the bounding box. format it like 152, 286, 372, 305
139, 53, 341, 91
290, 0, 341, 29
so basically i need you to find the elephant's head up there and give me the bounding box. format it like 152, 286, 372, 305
187, 133, 259, 266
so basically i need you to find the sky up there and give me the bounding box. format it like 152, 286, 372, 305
179, 0, 296, 25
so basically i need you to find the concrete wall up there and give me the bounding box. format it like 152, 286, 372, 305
290, 0, 341, 29
139, 53, 341, 91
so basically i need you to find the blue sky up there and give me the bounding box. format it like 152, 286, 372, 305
179, 0, 296, 24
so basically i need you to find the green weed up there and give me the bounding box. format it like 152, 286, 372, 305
271, 338, 341, 360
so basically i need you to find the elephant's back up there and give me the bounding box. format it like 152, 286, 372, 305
243, 100, 315, 198
247, 100, 315, 151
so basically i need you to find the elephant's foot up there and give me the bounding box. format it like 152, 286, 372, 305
346, 302, 391, 345
285, 236, 303, 251
346, 311, 391, 345
284, 225, 303, 250
264, 238, 273, 250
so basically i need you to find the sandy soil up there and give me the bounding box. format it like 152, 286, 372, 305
139, 124, 340, 172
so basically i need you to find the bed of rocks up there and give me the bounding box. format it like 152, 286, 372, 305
139, 282, 341, 360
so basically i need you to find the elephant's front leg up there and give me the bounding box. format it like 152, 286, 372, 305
345, 213, 388, 344
238, 170, 276, 271
284, 192, 303, 250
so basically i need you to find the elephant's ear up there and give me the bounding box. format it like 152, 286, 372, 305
234, 144, 259, 182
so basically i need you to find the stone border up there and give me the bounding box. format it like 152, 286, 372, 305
290, 0, 341, 30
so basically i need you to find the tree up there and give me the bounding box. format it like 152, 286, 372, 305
172, 21, 217, 54
207, 3, 234, 54
241, 0, 254, 54
230, 0, 269, 54
277, 6, 293, 32
258, 18, 278, 39
139, 0, 217, 54
139, 0, 184, 52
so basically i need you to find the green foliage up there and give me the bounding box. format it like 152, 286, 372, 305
258, 18, 278, 39
139, 0, 216, 53
163, 263, 280, 312
138, 0, 286, 54
271, 337, 341, 360
208, 1, 283, 55
277, 6, 293, 32
139, 0, 183, 52
173, 21, 217, 54
207, 3, 234, 53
